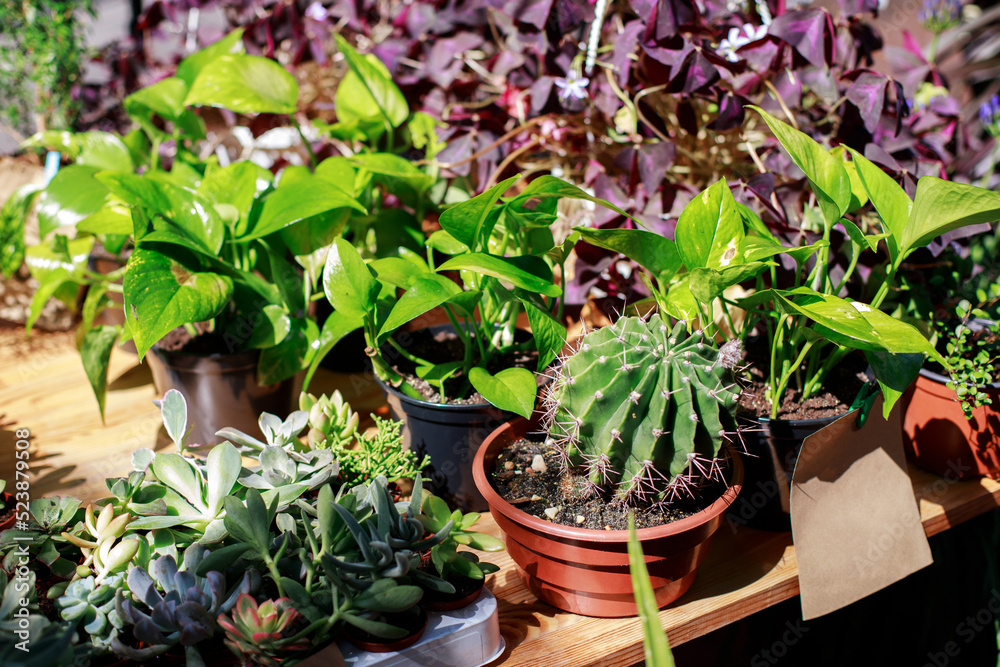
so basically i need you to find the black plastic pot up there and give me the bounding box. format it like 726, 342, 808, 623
379, 377, 512, 512
147, 346, 301, 446
726, 413, 840, 531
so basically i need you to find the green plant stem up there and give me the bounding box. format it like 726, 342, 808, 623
771, 339, 816, 419
293, 117, 318, 170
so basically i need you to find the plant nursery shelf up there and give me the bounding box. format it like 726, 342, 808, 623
2, 327, 999, 667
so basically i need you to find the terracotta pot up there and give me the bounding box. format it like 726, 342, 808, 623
345, 608, 428, 653
902, 368, 1000, 480
0, 492, 16, 533
147, 346, 301, 446
473, 418, 744, 618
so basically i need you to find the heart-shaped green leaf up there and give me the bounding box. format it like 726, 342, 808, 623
675, 179, 743, 271
521, 300, 565, 371
437, 253, 561, 297
184, 54, 298, 114
899, 177, 1000, 257
124, 245, 233, 359
378, 274, 462, 338
438, 176, 521, 250
99, 173, 224, 255
37, 165, 109, 239
750, 106, 851, 228
80, 325, 121, 420
468, 367, 536, 417
247, 175, 364, 241
176, 29, 245, 85
334, 34, 409, 128
322, 238, 380, 320
844, 148, 910, 261
575, 227, 681, 279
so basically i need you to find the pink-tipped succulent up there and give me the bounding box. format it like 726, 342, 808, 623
218, 595, 309, 667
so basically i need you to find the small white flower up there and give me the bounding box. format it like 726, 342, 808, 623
305, 1, 328, 21
718, 23, 768, 63
554, 72, 591, 102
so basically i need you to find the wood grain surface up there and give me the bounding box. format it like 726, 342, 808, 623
2, 326, 998, 667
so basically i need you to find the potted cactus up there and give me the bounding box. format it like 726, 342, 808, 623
473, 314, 744, 617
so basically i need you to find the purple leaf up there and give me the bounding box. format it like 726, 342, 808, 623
612, 21, 646, 86
864, 144, 902, 172
768, 9, 834, 69
655, 0, 701, 40
631, 0, 657, 20
846, 72, 888, 134
637, 142, 676, 195
669, 41, 719, 93
708, 92, 747, 131
530, 76, 556, 114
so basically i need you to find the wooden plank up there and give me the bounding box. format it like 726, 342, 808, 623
3, 328, 1000, 667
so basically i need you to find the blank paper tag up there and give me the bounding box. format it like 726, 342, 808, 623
791, 397, 933, 620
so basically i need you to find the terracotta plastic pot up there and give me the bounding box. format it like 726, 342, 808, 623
147, 346, 301, 446
0, 492, 17, 533
902, 368, 1000, 480
473, 418, 744, 618
726, 413, 840, 532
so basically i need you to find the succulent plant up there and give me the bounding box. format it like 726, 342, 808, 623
419, 493, 503, 582
0, 497, 83, 580
238, 445, 339, 508
326, 475, 451, 587
112, 544, 256, 663
56, 574, 125, 650
217, 595, 309, 667
300, 390, 359, 451
217, 409, 310, 454
61, 503, 141, 584
541, 314, 741, 505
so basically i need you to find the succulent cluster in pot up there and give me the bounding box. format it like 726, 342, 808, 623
541, 314, 742, 507
0, 389, 503, 665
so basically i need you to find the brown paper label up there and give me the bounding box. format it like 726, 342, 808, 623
791, 397, 933, 620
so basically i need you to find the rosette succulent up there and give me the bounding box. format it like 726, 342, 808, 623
541, 314, 741, 505
300, 391, 359, 450
112, 544, 257, 664
61, 503, 141, 584
218, 595, 309, 667
56, 574, 124, 650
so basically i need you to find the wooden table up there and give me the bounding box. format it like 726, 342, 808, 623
2, 326, 999, 666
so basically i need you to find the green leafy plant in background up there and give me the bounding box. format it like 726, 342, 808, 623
574, 108, 1000, 420
937, 305, 1000, 419
627, 513, 676, 667
6, 30, 372, 420
320, 174, 628, 417
0, 0, 94, 137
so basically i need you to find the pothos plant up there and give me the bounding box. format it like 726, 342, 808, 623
8, 30, 373, 418
574, 107, 1000, 420
318, 174, 628, 417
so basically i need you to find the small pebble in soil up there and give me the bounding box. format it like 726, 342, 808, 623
490, 437, 729, 530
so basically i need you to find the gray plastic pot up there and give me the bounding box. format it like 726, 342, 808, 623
147, 346, 301, 446
379, 376, 512, 512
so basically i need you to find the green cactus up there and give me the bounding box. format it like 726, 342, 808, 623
541, 314, 741, 505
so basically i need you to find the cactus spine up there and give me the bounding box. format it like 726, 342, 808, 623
541, 314, 740, 505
